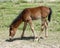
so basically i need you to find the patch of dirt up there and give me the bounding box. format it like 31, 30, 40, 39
0, 31, 60, 48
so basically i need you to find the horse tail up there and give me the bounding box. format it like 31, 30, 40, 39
48, 8, 52, 22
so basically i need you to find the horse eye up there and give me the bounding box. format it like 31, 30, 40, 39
10, 27, 12, 30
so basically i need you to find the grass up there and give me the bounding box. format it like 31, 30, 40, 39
0, 2, 60, 40
0, 2, 41, 31
0, 2, 60, 48
0, 2, 60, 32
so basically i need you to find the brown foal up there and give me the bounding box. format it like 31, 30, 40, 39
9, 6, 52, 41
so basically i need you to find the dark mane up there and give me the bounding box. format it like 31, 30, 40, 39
10, 12, 22, 27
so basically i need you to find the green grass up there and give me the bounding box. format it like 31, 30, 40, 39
0, 2, 60, 32
0, 2, 60, 47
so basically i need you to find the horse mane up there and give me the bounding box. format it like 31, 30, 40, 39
10, 8, 28, 27
10, 12, 22, 27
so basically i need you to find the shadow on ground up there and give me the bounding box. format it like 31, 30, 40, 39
6, 36, 35, 42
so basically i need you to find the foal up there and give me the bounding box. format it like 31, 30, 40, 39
9, 6, 52, 40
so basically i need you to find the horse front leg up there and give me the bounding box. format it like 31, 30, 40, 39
21, 22, 27, 38
28, 20, 37, 40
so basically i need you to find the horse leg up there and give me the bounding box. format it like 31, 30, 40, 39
28, 20, 37, 39
21, 22, 27, 38
45, 20, 48, 38
38, 18, 45, 41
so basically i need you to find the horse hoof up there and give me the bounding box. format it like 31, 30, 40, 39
45, 36, 48, 38
40, 37, 44, 39
33, 38, 39, 42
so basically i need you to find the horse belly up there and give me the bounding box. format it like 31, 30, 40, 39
31, 15, 41, 20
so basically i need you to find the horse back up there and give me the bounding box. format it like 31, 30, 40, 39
21, 6, 50, 21
39, 6, 50, 17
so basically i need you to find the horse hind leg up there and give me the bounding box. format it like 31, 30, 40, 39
45, 20, 48, 38
37, 17, 49, 41
38, 19, 45, 41
21, 22, 27, 38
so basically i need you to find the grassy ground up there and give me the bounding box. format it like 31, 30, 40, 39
0, 2, 60, 48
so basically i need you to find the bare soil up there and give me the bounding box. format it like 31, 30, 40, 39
0, 31, 60, 48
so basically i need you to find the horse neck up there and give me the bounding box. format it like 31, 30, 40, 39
11, 18, 23, 28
